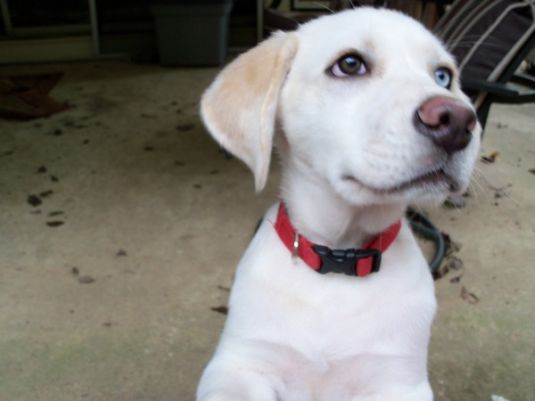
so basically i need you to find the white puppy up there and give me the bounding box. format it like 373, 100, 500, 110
198, 7, 480, 401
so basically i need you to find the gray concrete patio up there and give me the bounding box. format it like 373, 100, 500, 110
0, 62, 533, 401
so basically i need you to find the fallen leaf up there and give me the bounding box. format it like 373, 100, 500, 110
177, 123, 195, 131
78, 275, 95, 284
433, 263, 449, 280
481, 151, 499, 164
210, 306, 229, 315
442, 232, 462, 257
461, 286, 479, 304
443, 194, 466, 209
140, 113, 157, 119
46, 221, 64, 227
529, 168, 535, 175
493, 184, 512, 199
447, 256, 464, 271
0, 150, 14, 157
39, 190, 53, 198
27, 195, 42, 207
48, 210, 64, 217
217, 285, 231, 293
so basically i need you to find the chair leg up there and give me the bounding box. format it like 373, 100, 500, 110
477, 100, 492, 132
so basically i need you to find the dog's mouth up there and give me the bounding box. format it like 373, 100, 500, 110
343, 168, 459, 194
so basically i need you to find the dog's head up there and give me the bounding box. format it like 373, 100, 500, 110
201, 8, 481, 207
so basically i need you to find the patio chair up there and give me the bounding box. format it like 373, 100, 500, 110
411, 0, 535, 272
435, 0, 535, 129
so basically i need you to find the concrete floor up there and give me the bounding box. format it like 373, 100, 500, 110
0, 62, 533, 401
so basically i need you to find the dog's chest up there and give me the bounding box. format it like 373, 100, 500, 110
226, 218, 436, 356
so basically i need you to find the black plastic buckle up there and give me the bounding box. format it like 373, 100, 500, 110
312, 246, 382, 276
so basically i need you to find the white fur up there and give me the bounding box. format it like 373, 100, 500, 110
197, 8, 481, 401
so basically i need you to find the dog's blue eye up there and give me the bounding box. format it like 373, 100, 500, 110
330, 54, 367, 77
435, 67, 452, 88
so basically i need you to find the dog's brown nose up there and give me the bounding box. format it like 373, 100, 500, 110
414, 96, 476, 155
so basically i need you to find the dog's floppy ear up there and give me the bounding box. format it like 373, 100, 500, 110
201, 32, 298, 192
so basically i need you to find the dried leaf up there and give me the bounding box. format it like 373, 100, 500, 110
39, 190, 53, 198
116, 249, 127, 257
442, 232, 461, 257
461, 286, 479, 304
443, 194, 466, 209
433, 264, 449, 280
46, 220, 64, 227
78, 275, 95, 284
447, 256, 464, 271
48, 210, 64, 217
177, 123, 195, 132
210, 306, 229, 315
494, 184, 512, 199
27, 195, 42, 207
217, 285, 231, 293
481, 151, 499, 164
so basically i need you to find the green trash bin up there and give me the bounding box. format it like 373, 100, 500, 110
150, 0, 233, 66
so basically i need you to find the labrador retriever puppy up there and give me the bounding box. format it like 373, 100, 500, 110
197, 7, 480, 401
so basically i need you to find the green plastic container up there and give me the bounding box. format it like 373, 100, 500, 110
150, 0, 233, 66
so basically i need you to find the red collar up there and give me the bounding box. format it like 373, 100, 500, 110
274, 202, 401, 277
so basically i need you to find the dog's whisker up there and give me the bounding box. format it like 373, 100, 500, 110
314, 2, 336, 13
473, 166, 498, 190
471, 167, 520, 206
468, 168, 486, 199
468, 177, 483, 201
348, 0, 361, 10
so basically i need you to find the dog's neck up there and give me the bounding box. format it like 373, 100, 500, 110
279, 162, 406, 249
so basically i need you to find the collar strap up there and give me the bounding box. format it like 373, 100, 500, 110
274, 202, 401, 277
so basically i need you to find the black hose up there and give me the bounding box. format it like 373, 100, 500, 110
406, 208, 445, 273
